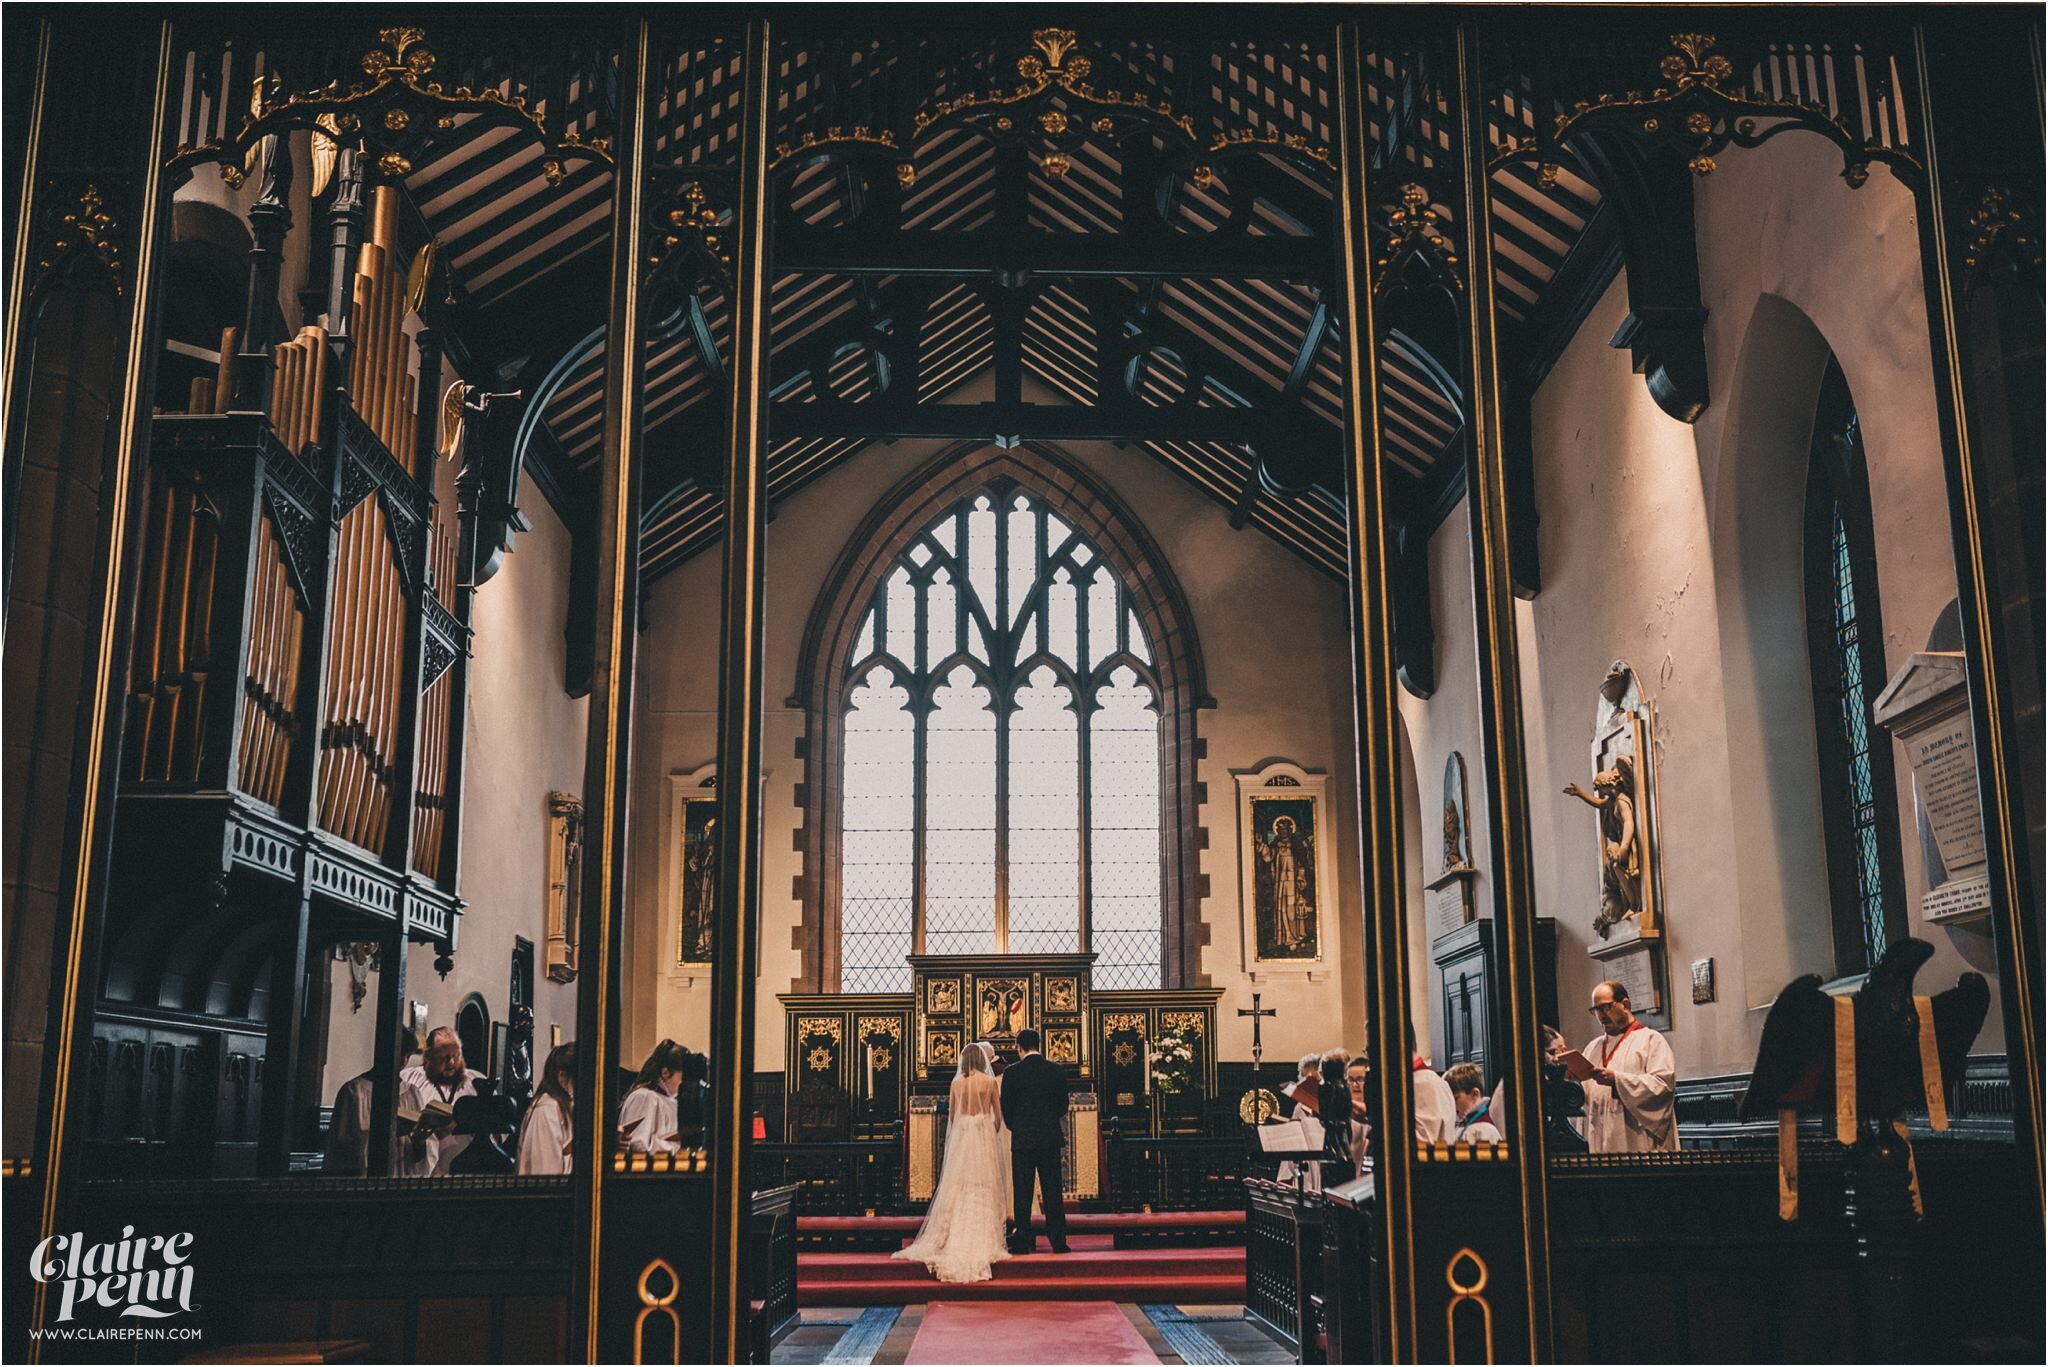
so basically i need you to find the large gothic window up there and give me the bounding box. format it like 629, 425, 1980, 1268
1803, 360, 1905, 975
838, 482, 1165, 992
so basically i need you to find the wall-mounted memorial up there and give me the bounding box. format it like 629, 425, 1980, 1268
1562, 661, 1668, 1025
1873, 651, 1989, 924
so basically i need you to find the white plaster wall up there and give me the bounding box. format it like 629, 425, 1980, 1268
626, 437, 1367, 1072
1505, 130, 2001, 1080
319, 472, 588, 1094
1397, 502, 1491, 1066
1692, 133, 2000, 1054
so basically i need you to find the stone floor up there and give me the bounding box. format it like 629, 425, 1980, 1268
771, 1303, 1293, 1365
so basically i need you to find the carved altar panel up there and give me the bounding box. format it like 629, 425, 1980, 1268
908, 953, 1096, 1080
775, 995, 914, 1141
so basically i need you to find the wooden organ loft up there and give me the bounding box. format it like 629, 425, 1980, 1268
93, 139, 475, 1178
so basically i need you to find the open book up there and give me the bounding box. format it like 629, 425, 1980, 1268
397, 1098, 456, 1132
1556, 1048, 1599, 1083
1256, 1119, 1316, 1152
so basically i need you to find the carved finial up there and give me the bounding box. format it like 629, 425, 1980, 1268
1661, 33, 1733, 90
1033, 27, 1077, 69
363, 26, 435, 81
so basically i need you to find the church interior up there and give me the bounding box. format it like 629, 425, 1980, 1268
3, 6, 2041, 1364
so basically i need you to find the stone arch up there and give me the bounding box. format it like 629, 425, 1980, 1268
1710, 292, 1852, 1002
792, 441, 1210, 991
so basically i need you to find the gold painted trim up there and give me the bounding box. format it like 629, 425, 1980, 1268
708, 19, 777, 1365
171, 25, 613, 175
1455, 21, 1558, 1360
4, 18, 53, 465
1445, 1248, 1496, 1366
633, 1258, 683, 1365
575, 19, 653, 1362
31, 22, 176, 1358
1332, 20, 1417, 1362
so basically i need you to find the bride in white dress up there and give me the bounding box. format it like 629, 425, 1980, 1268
894, 1041, 1013, 1283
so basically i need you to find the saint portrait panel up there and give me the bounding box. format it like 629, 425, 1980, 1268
677, 796, 717, 966
1249, 795, 1320, 961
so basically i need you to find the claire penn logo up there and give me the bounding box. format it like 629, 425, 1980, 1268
31, 1227, 197, 1323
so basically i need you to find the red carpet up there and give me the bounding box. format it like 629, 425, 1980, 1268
799, 1233, 1244, 1306
906, 1300, 1157, 1364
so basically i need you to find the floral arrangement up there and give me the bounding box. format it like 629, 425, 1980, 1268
1147, 1024, 1199, 1095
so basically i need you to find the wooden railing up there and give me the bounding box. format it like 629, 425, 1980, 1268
753, 1139, 905, 1214
1104, 1132, 1246, 1211
1245, 1178, 1326, 1362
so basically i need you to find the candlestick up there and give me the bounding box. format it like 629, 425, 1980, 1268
865, 1040, 875, 1100
1142, 1036, 1152, 1096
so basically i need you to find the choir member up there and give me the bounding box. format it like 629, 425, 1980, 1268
1446, 1064, 1503, 1142
324, 1026, 418, 1176
1574, 981, 1678, 1152
517, 1042, 576, 1175
398, 1026, 484, 1177
619, 1039, 686, 1154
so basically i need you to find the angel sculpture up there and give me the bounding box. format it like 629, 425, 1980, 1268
1740, 937, 1989, 1222
1562, 756, 1641, 938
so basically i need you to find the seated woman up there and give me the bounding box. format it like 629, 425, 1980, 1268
620, 1039, 686, 1154
1446, 1063, 1504, 1143
517, 1042, 576, 1175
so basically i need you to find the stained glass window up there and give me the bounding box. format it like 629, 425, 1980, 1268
838, 485, 1165, 991
1805, 362, 1903, 976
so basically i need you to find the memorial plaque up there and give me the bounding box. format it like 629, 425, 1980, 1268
1922, 873, 1992, 922
1604, 945, 1659, 1013
1432, 878, 1472, 940
1901, 711, 1985, 874
1874, 651, 1990, 924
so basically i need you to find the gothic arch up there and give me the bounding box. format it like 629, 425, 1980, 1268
1711, 293, 1862, 998
792, 442, 1211, 992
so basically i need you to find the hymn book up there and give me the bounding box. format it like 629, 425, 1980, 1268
396, 1098, 456, 1132
1556, 1048, 1599, 1082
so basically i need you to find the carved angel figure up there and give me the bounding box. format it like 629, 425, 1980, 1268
1563, 755, 1641, 938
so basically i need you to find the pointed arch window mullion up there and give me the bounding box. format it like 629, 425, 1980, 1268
995, 688, 1011, 952
1077, 686, 1095, 954
911, 673, 929, 956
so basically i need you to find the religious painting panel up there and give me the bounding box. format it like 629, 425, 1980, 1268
1045, 976, 1079, 1014
1045, 1027, 1080, 1065
1235, 762, 1336, 968
672, 782, 719, 968
976, 976, 1031, 1040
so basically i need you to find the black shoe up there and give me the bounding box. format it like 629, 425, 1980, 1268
1050, 1243, 1071, 1254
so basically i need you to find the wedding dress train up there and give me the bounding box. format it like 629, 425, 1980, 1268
893, 1069, 1013, 1283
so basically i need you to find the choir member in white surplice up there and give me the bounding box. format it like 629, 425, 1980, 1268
1576, 981, 1678, 1152
619, 1039, 685, 1154
518, 1042, 576, 1175
398, 1026, 485, 1177
1409, 1025, 1458, 1143
324, 1027, 419, 1175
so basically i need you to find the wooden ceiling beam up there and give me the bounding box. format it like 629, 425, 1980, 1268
773, 227, 1329, 280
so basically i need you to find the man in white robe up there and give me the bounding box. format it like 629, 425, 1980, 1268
398, 1026, 484, 1177
1412, 1053, 1458, 1144
1578, 981, 1678, 1152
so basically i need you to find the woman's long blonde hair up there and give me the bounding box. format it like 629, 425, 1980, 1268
956, 1040, 994, 1078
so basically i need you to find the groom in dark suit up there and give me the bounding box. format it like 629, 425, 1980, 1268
999, 1027, 1070, 1254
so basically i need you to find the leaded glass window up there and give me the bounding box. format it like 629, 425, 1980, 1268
838, 485, 1165, 992
1805, 361, 1904, 976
